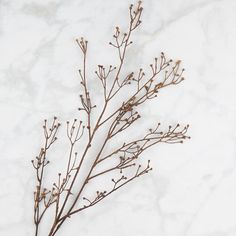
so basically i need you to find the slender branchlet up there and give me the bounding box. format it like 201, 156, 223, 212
32, 2, 190, 236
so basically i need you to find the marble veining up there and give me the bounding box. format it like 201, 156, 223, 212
0, 0, 236, 235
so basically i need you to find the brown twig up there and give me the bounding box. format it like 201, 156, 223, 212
32, 117, 60, 236
32, 2, 190, 235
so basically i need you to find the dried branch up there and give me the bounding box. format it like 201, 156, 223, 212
32, 117, 60, 236
32, 2, 190, 236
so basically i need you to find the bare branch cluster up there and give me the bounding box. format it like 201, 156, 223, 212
32, 2, 190, 236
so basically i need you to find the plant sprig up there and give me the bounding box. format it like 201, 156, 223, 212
32, 2, 189, 235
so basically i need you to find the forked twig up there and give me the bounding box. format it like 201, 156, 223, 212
32, 2, 190, 235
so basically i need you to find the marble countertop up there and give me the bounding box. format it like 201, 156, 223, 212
0, 0, 236, 235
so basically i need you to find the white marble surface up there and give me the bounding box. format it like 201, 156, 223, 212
0, 0, 236, 235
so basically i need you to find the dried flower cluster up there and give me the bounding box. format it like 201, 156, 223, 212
32, 1, 190, 235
